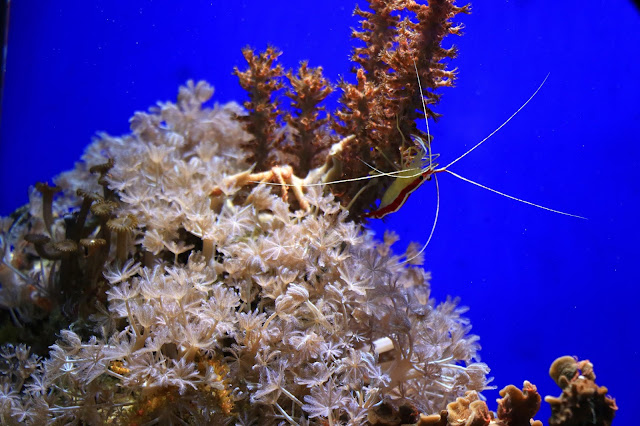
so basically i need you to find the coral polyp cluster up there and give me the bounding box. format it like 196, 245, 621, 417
0, 80, 490, 424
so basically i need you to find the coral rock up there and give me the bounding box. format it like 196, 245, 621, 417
545, 356, 617, 426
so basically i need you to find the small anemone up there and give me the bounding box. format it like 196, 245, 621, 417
52, 239, 78, 256
80, 238, 109, 285
24, 233, 51, 245
77, 189, 104, 202
35, 182, 61, 238
73, 190, 105, 240
90, 201, 119, 252
107, 214, 139, 262
80, 238, 107, 256
89, 159, 115, 197
89, 158, 114, 175
107, 214, 138, 233
90, 201, 118, 218
25, 235, 77, 260
24, 234, 59, 260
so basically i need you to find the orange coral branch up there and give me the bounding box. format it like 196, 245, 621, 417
281, 61, 334, 177
233, 46, 285, 171
332, 0, 470, 216
233, 1, 469, 218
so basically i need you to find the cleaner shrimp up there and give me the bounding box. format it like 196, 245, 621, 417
358, 64, 586, 262
232, 64, 586, 263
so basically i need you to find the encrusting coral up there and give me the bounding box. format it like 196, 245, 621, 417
415, 384, 542, 426
545, 356, 617, 426
0, 0, 616, 425
411, 357, 617, 426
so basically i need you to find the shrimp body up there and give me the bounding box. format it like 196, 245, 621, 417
364, 135, 440, 219
363, 169, 429, 219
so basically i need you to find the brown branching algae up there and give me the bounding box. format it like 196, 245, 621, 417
0, 0, 615, 424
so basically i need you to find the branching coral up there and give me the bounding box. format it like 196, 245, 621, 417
230, 0, 469, 218
234, 46, 286, 171
281, 61, 334, 177
332, 0, 469, 213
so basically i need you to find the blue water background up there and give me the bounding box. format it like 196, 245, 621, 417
1, 1, 639, 423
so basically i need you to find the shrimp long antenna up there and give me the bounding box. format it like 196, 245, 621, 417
444, 169, 587, 219
358, 158, 422, 179
250, 165, 425, 189
402, 174, 440, 265
253, 171, 404, 188
413, 59, 432, 168
445, 73, 550, 170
